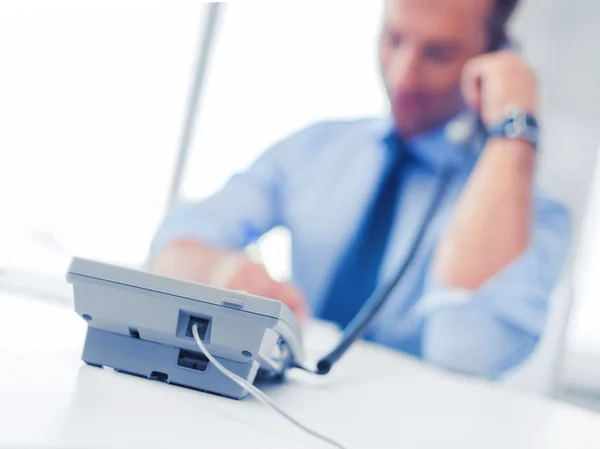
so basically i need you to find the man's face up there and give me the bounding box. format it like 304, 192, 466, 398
380, 0, 492, 136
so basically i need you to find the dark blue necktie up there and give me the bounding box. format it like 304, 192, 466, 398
318, 135, 408, 329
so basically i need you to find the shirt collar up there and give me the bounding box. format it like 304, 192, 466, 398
380, 112, 481, 173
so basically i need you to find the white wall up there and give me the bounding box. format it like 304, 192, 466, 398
0, 0, 203, 267
180, 0, 388, 202
511, 0, 600, 391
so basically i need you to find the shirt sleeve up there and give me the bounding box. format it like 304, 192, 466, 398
149, 122, 329, 257
416, 189, 572, 379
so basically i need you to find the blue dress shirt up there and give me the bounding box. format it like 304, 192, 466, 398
150, 116, 571, 379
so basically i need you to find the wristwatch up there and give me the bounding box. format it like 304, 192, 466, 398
486, 105, 540, 149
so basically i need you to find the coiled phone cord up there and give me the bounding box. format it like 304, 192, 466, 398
303, 166, 456, 375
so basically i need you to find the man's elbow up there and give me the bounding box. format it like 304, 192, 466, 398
421, 306, 540, 380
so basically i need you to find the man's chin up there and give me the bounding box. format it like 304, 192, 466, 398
393, 117, 432, 138
393, 111, 457, 138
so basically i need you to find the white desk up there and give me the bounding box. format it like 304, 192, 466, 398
1, 290, 600, 449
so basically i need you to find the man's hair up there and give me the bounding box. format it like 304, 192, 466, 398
488, 0, 520, 51
382, 0, 521, 52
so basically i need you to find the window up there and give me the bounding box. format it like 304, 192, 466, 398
0, 1, 206, 273
180, 0, 387, 201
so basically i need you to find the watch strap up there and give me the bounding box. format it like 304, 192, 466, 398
487, 108, 539, 149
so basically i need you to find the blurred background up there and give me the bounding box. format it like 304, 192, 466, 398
0, 0, 599, 409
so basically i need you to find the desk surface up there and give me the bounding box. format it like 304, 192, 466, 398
1, 290, 600, 449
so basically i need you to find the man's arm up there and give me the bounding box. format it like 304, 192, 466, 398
149, 239, 239, 284
147, 123, 330, 319
147, 159, 281, 291
149, 239, 307, 320
434, 52, 538, 289
434, 139, 534, 288
419, 194, 570, 378
416, 53, 571, 378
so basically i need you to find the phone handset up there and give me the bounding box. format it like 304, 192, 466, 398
445, 109, 488, 147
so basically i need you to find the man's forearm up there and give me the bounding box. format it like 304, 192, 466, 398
434, 138, 535, 289
148, 239, 309, 318
149, 240, 236, 283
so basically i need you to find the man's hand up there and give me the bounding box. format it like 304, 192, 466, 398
216, 255, 308, 322
461, 51, 537, 126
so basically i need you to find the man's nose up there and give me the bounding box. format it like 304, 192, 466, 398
386, 47, 421, 93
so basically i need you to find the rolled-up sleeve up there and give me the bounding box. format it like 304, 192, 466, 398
150, 156, 280, 255
417, 191, 572, 379
149, 123, 326, 257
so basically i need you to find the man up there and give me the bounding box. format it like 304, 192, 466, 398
149, 0, 571, 379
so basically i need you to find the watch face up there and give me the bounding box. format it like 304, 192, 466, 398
505, 111, 528, 139
501, 107, 539, 145
487, 108, 539, 148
